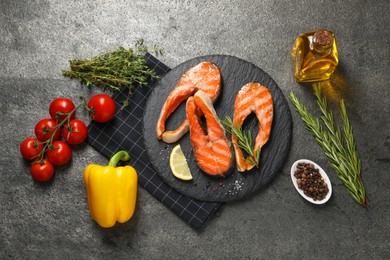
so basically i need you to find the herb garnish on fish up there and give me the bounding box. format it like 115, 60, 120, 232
222, 116, 261, 167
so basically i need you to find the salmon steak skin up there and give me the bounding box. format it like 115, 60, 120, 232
156, 62, 221, 143
186, 90, 235, 177
232, 82, 273, 172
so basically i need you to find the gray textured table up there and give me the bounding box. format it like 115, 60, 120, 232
1, 0, 389, 259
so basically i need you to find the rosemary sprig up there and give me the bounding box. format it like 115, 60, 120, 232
221, 116, 260, 167
62, 39, 163, 108
289, 84, 368, 206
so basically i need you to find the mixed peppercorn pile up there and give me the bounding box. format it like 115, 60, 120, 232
294, 162, 329, 201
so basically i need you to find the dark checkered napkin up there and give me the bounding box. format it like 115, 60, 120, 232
87, 53, 222, 229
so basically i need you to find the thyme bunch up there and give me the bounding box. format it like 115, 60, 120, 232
289, 84, 368, 207
62, 39, 163, 108
222, 116, 260, 167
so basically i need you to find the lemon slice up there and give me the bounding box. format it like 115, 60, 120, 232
169, 144, 192, 181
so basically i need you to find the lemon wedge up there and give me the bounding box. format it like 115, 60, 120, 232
169, 144, 192, 181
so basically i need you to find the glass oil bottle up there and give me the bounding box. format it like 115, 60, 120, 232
292, 30, 338, 83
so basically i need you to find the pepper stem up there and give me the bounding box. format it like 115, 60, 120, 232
108, 151, 130, 167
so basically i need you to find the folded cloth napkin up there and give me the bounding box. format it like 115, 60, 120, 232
87, 53, 222, 229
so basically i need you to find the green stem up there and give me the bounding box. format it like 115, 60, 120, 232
108, 151, 130, 167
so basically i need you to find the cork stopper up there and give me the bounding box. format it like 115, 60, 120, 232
313, 30, 334, 51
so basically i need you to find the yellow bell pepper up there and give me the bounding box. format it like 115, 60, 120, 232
84, 150, 137, 228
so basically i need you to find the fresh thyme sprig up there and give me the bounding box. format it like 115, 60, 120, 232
289, 84, 368, 207
62, 39, 163, 108
221, 116, 260, 167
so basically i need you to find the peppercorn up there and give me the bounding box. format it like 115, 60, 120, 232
294, 162, 329, 201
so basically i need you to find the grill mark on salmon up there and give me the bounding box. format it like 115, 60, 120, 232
156, 62, 221, 143
232, 82, 273, 172
186, 90, 234, 177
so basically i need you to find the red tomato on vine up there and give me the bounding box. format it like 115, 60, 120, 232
20, 137, 44, 161
47, 141, 72, 166
30, 160, 55, 182
88, 94, 116, 123
35, 119, 61, 142
63, 119, 88, 145
49, 97, 76, 122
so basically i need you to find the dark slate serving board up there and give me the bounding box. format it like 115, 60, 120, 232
143, 55, 292, 202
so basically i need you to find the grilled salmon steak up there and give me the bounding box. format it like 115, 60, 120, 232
186, 90, 234, 177
156, 62, 221, 143
232, 82, 273, 172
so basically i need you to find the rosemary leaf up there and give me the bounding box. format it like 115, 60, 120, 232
221, 116, 260, 167
340, 99, 361, 174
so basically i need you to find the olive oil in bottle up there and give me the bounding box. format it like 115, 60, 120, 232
292, 30, 338, 83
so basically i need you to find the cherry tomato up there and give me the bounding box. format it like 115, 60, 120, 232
62, 119, 88, 145
35, 118, 61, 142
20, 137, 44, 161
49, 97, 76, 122
47, 141, 72, 166
88, 94, 116, 123
30, 160, 55, 182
